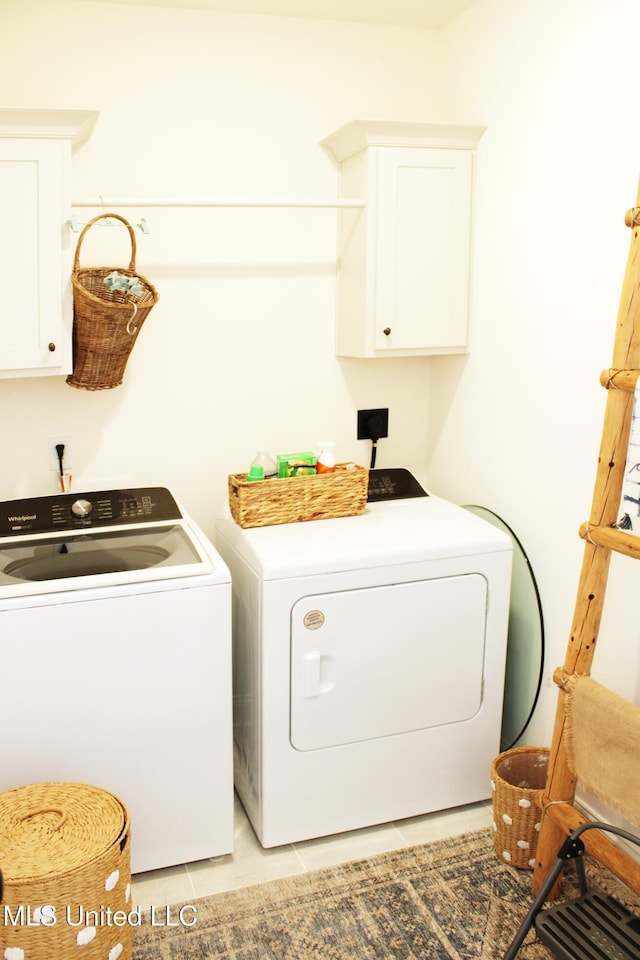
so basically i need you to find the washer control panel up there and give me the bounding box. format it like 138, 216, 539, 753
0, 487, 182, 537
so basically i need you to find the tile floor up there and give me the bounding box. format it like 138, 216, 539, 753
131, 793, 494, 909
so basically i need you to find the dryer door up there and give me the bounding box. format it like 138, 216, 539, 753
290, 574, 488, 751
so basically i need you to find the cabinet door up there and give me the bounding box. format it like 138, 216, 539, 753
0, 139, 70, 376
374, 147, 473, 354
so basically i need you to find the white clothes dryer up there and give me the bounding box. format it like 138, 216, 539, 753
215, 468, 513, 848
0, 486, 233, 873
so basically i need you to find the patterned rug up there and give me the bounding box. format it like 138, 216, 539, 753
132, 828, 635, 959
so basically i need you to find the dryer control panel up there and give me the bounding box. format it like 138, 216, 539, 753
367, 468, 428, 502
0, 487, 182, 536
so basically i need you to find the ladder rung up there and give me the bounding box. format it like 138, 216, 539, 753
600, 368, 640, 392
579, 521, 640, 558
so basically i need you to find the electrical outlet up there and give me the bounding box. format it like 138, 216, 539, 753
48, 436, 73, 473
357, 408, 389, 441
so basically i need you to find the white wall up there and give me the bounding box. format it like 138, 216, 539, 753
435, 0, 640, 742
4, 0, 639, 750
0, 0, 440, 529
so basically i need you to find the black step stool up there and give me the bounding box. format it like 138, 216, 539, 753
504, 822, 640, 959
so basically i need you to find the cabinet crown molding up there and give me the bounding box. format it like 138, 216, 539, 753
0, 109, 99, 151
321, 119, 486, 162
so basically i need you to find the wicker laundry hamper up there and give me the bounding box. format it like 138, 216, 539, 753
491, 746, 550, 869
67, 213, 159, 390
0, 782, 132, 960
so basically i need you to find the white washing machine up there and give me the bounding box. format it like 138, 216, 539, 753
0, 486, 233, 873
215, 468, 513, 848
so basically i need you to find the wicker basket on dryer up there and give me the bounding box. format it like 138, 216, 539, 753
67, 213, 159, 390
229, 463, 369, 528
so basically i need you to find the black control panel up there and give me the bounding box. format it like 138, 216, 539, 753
0, 487, 182, 537
367, 468, 429, 503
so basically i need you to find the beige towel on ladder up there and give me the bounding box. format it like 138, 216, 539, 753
565, 675, 640, 829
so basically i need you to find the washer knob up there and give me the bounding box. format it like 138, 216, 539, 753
71, 498, 93, 518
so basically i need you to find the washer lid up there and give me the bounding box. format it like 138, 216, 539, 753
0, 522, 230, 598
215, 493, 512, 580
0, 488, 231, 597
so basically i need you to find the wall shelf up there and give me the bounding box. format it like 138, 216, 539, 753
71, 197, 365, 210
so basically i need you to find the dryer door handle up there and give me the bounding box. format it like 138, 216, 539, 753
302, 651, 336, 698
303, 651, 321, 698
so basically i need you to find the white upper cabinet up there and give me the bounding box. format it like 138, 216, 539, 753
322, 120, 486, 358
0, 109, 97, 379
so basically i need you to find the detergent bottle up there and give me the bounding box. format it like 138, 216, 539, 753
251, 449, 277, 479
316, 441, 336, 474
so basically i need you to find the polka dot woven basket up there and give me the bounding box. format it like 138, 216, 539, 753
0, 782, 132, 960
490, 745, 550, 870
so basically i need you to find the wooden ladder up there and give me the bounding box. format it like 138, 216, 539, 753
532, 187, 640, 898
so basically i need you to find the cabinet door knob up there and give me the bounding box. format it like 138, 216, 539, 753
48, 342, 56, 352
383, 327, 391, 336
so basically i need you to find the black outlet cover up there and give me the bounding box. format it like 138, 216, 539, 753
357, 408, 389, 440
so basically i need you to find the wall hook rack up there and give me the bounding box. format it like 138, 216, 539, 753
68, 215, 150, 234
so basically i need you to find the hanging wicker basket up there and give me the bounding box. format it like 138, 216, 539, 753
67, 213, 159, 390
0, 781, 132, 960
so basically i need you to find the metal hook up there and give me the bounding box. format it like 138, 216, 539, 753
99, 196, 116, 226
126, 303, 139, 335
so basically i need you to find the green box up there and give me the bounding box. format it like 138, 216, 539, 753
277, 452, 317, 478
